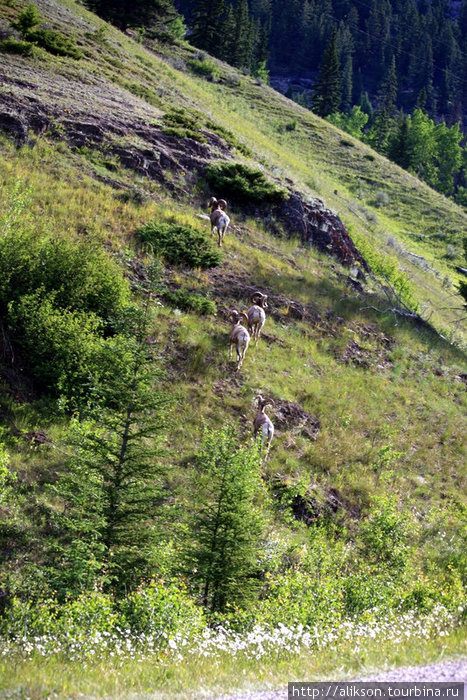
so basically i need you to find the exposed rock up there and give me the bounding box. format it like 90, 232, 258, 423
274, 191, 369, 270
0, 112, 28, 144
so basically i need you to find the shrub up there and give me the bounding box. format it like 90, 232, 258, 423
162, 126, 207, 143
164, 289, 216, 315
187, 58, 220, 81
11, 3, 40, 35
374, 190, 390, 207
0, 232, 130, 320
162, 108, 201, 131
0, 37, 34, 56
26, 28, 82, 59
119, 581, 204, 637
204, 162, 287, 204
137, 222, 222, 268
8, 291, 104, 397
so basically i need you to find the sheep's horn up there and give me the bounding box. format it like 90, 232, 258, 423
250, 292, 262, 304
218, 199, 227, 210
240, 312, 249, 324
209, 197, 218, 207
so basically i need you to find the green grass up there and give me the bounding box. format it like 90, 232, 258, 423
0, 1, 467, 694
1, 626, 466, 698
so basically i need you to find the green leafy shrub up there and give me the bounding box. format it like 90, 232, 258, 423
0, 186, 131, 398
204, 162, 287, 204
0, 233, 130, 320
357, 495, 411, 570
162, 126, 207, 143
187, 58, 220, 81
124, 83, 162, 107
164, 289, 216, 315
8, 291, 105, 397
119, 581, 204, 636
162, 108, 201, 131
26, 28, 82, 59
137, 222, 222, 268
0, 37, 34, 56
11, 2, 40, 35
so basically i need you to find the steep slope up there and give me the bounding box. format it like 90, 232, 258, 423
0, 0, 466, 528
1, 0, 467, 341
0, 4, 466, 692
0, 0, 467, 697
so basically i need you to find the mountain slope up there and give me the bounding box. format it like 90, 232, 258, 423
0, 2, 466, 695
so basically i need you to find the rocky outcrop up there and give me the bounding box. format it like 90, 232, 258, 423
0, 66, 368, 270
274, 192, 369, 270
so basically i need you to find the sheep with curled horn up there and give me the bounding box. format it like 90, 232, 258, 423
208, 197, 230, 247
229, 309, 250, 371
253, 394, 275, 458
247, 292, 268, 343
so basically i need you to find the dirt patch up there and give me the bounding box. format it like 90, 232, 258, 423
23, 429, 49, 446
208, 268, 324, 328
273, 400, 320, 440
339, 322, 394, 370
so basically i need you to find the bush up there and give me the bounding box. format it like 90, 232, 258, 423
204, 162, 287, 204
137, 222, 222, 269
162, 108, 201, 131
162, 126, 207, 143
0, 233, 130, 320
374, 190, 390, 207
119, 581, 204, 637
26, 28, 82, 59
164, 289, 217, 315
11, 3, 40, 35
0, 37, 34, 56
8, 291, 104, 397
187, 58, 220, 81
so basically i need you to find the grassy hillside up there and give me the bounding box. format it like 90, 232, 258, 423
0, 0, 466, 695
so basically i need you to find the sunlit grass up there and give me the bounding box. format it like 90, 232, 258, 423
1, 623, 466, 699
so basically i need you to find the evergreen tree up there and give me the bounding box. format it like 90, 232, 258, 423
84, 0, 179, 33
48, 269, 172, 596
388, 113, 411, 170
367, 56, 398, 153
359, 91, 374, 121
186, 428, 266, 613
191, 0, 226, 54
312, 30, 342, 118
219, 3, 236, 62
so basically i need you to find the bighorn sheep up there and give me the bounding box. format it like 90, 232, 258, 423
209, 197, 230, 247
253, 395, 274, 457
247, 292, 268, 343
229, 310, 250, 370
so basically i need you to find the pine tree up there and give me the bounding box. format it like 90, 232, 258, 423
186, 428, 266, 613
191, 0, 226, 55
388, 113, 411, 170
219, 3, 236, 62
312, 30, 342, 117
367, 56, 398, 153
84, 0, 179, 33
48, 268, 172, 596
